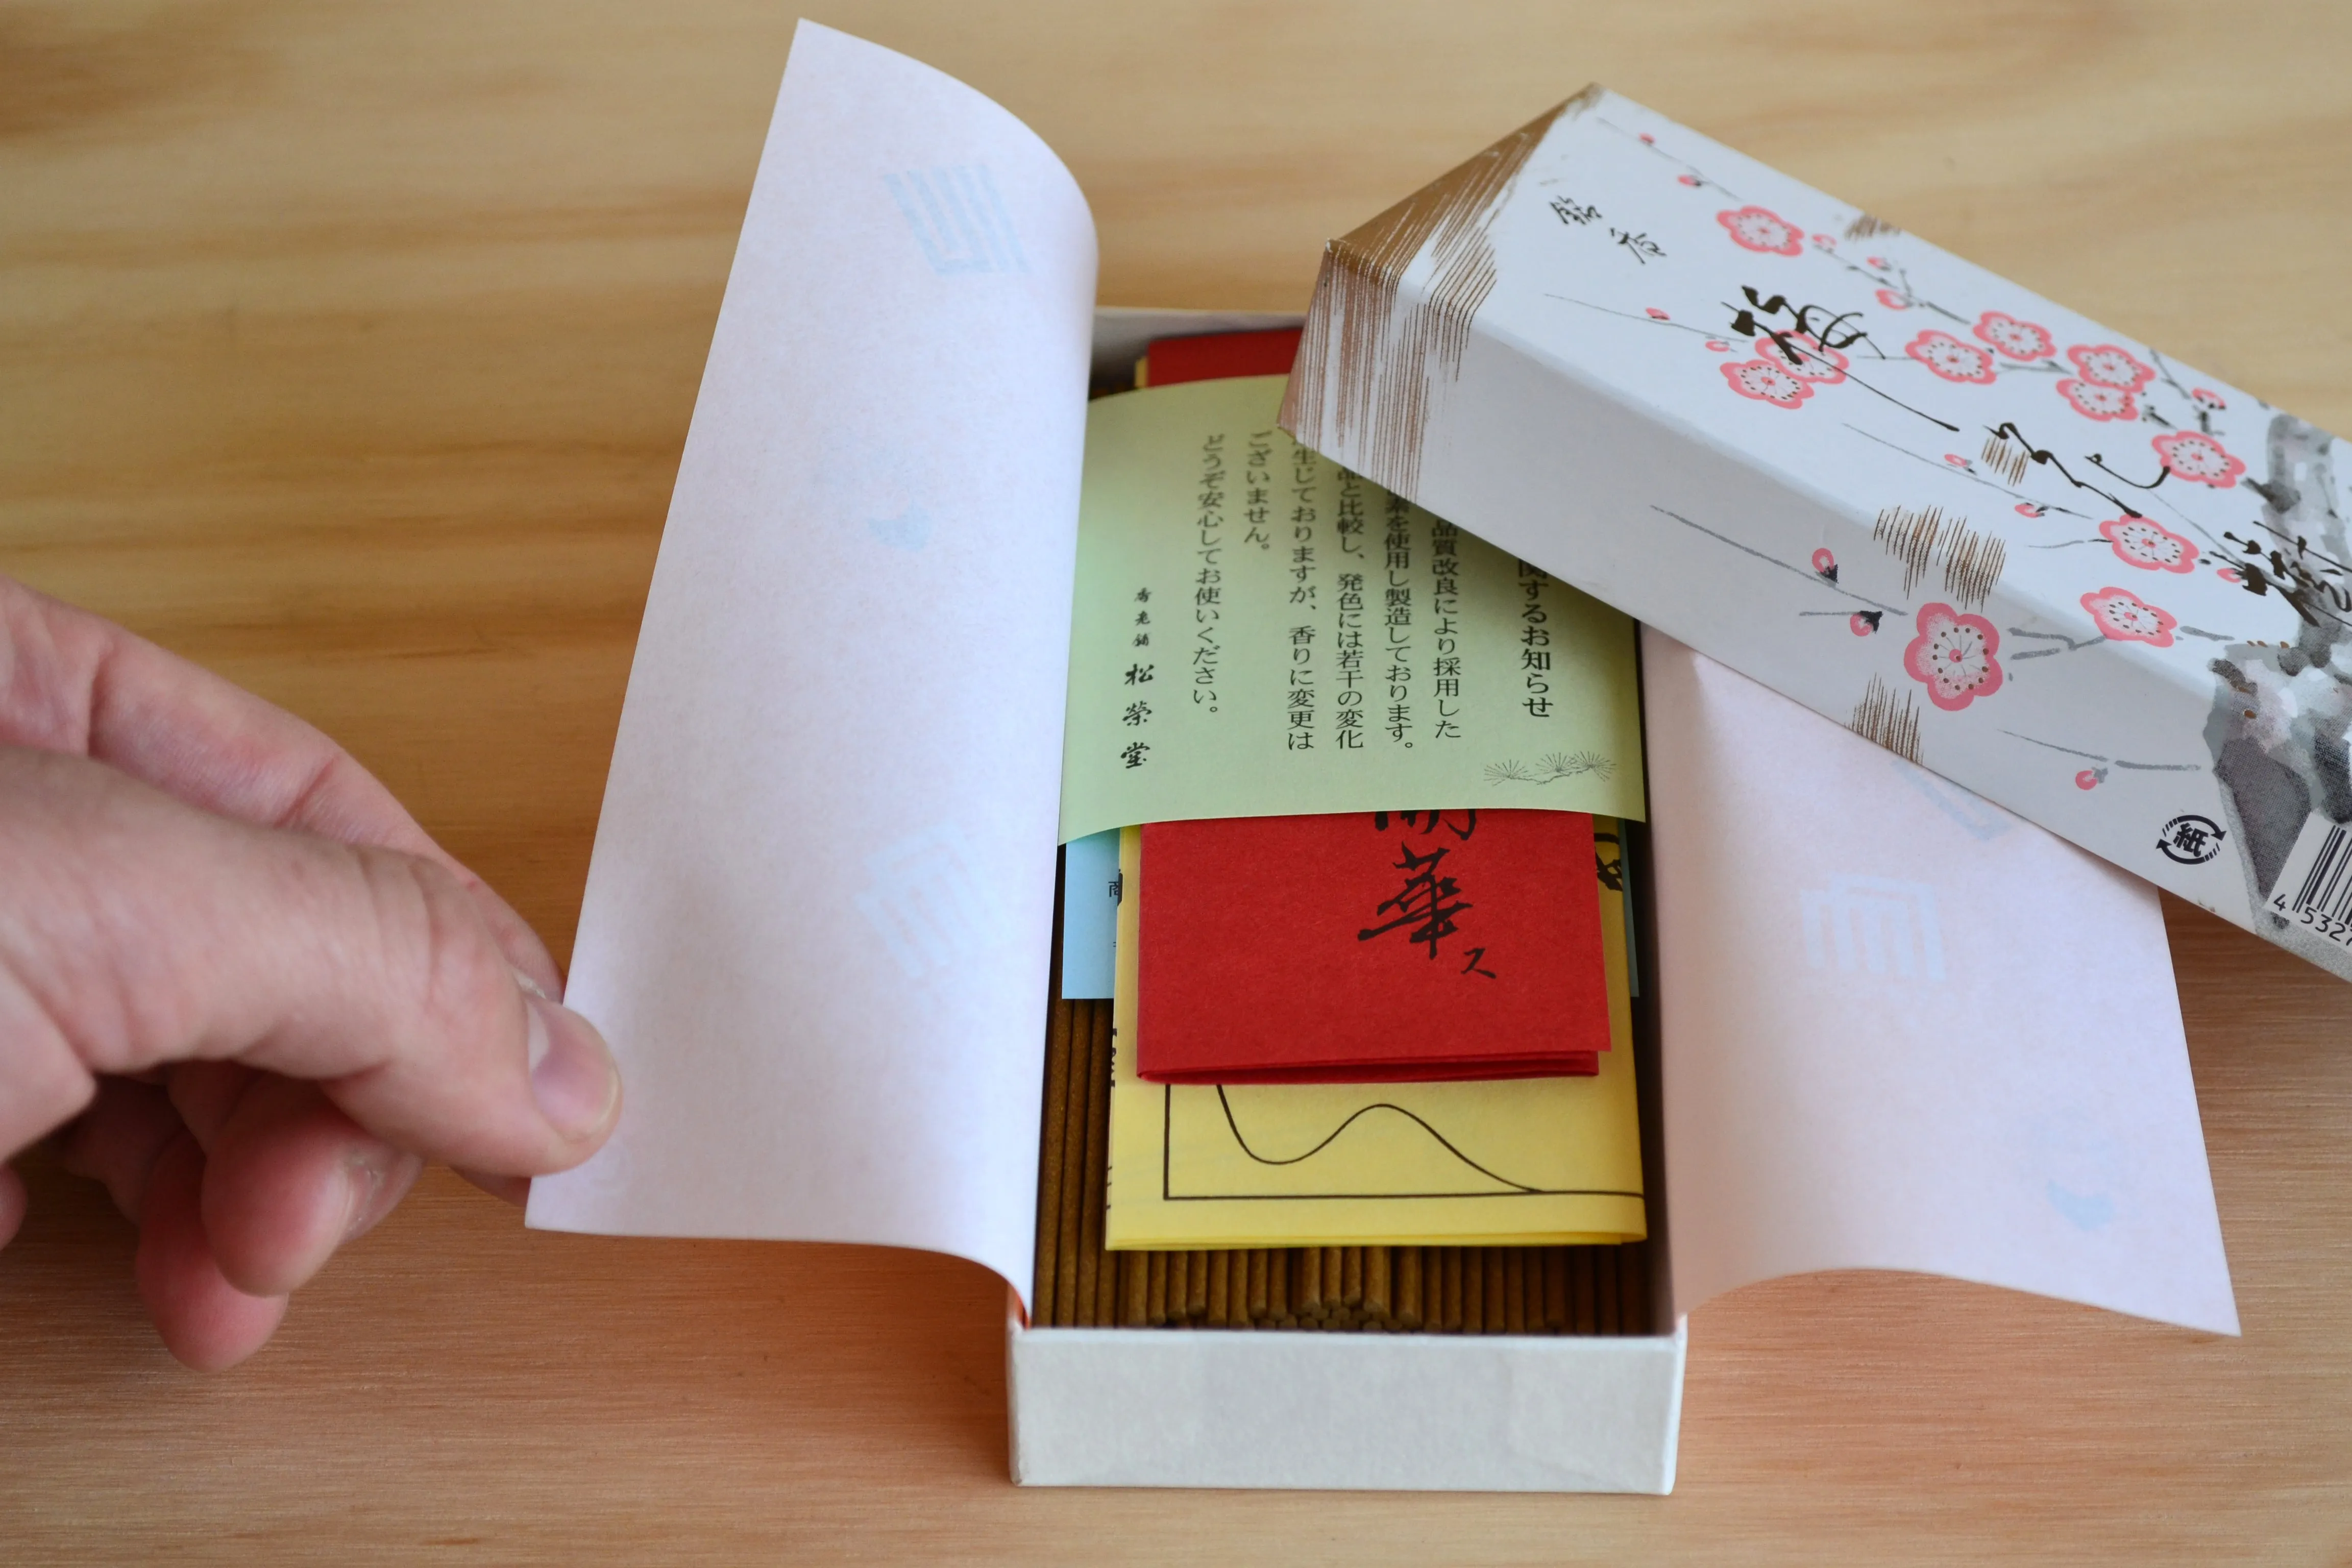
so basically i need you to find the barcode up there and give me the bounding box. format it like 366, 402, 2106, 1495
2271, 816, 2352, 947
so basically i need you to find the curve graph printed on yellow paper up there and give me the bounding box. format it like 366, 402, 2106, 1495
1212, 1087, 1597, 1197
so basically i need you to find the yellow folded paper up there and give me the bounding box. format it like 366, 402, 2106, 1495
1105, 821, 1647, 1250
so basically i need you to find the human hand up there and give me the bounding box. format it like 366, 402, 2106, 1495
0, 574, 619, 1368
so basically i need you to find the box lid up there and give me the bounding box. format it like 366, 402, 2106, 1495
1283, 86, 2352, 983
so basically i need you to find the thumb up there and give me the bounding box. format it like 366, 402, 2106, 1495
0, 746, 618, 1171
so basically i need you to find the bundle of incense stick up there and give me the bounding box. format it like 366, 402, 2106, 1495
1030, 997, 1654, 1334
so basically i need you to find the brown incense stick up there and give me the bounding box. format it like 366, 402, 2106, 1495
1441, 1248, 1464, 1333
1186, 1251, 1208, 1321
1482, 1248, 1508, 1334
1052, 1003, 1093, 1326
1033, 998, 1073, 1322
1621, 1241, 1651, 1336
1094, 1012, 1123, 1327
1542, 1247, 1569, 1332
1297, 1246, 1324, 1322
1071, 1004, 1110, 1325
1120, 1250, 1149, 1327
1595, 1246, 1621, 1336
1503, 1248, 1527, 1335
1460, 1248, 1483, 1335
1205, 1252, 1231, 1328
1571, 1245, 1597, 1335
1394, 1247, 1424, 1331
1146, 1250, 1169, 1327
1363, 1246, 1391, 1328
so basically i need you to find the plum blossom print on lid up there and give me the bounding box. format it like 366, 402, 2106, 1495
2098, 517, 2198, 573
2080, 585, 2178, 647
1759, 331, 1848, 384
1905, 330, 1997, 384
2152, 430, 2246, 487
1721, 357, 1814, 408
1717, 205, 1802, 255
1974, 311, 2054, 361
2065, 343, 2154, 391
1903, 603, 2004, 710
2057, 378, 2138, 422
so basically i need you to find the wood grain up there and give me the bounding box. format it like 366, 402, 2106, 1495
4, 1, 2351, 1559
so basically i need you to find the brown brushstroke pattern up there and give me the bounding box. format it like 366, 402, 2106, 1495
1874, 501, 2003, 609
1874, 504, 1947, 596
1282, 87, 1597, 500
1850, 672, 1924, 766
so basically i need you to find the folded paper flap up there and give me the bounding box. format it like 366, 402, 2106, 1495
525, 22, 1096, 1307
1286, 85, 2352, 986
1644, 630, 2236, 1335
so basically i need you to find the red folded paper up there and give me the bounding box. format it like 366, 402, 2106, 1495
1135, 810, 1611, 1084
1143, 327, 1303, 387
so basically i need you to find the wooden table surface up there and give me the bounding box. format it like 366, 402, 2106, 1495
6, 2, 2352, 1560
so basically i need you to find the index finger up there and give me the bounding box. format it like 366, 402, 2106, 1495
0, 574, 560, 994
0, 748, 617, 1173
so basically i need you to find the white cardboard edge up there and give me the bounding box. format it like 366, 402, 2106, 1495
1007, 1298, 1685, 1493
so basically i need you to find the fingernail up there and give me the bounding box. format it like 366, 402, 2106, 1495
340, 1146, 415, 1243
525, 993, 620, 1141
510, 964, 553, 1002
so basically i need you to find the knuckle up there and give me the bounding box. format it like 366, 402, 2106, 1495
352, 849, 511, 1050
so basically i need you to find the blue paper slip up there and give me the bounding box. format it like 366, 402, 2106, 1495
1060, 829, 1121, 999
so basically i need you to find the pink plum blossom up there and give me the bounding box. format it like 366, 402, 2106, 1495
1717, 205, 1802, 255
1906, 330, 1997, 384
2080, 586, 2178, 647
2098, 516, 2198, 573
1903, 603, 2004, 710
2057, 378, 2139, 421
1757, 331, 1849, 383
1974, 311, 2055, 361
2152, 430, 2245, 487
2066, 344, 2154, 391
1721, 358, 1814, 408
